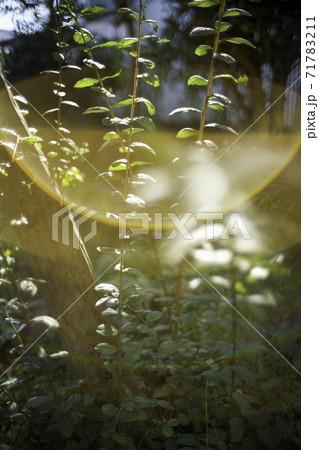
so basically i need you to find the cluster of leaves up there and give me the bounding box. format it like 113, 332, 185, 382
171, 0, 255, 146
0, 239, 300, 448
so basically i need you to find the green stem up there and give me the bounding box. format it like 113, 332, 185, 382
198, 0, 227, 141
173, 259, 183, 340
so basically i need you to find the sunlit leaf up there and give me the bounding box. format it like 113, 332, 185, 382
109, 159, 127, 171
223, 8, 252, 17
103, 132, 120, 141
126, 194, 145, 207
137, 73, 160, 87
74, 77, 99, 88
138, 57, 155, 69
117, 7, 139, 20
213, 73, 248, 85
130, 141, 156, 155
207, 100, 225, 110
195, 44, 213, 56
214, 21, 232, 32
135, 97, 155, 115
91, 41, 118, 49
117, 38, 138, 49
80, 6, 106, 16
205, 122, 238, 134
214, 53, 235, 64
189, 0, 220, 7
176, 128, 199, 138
73, 28, 93, 44
169, 107, 201, 116
134, 116, 156, 133
62, 100, 79, 108
121, 127, 144, 135
113, 98, 133, 108
83, 106, 109, 114
83, 58, 105, 70
30, 315, 59, 329
223, 37, 256, 48
190, 27, 217, 37
188, 75, 208, 86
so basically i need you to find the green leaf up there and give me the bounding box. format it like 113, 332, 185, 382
130, 141, 156, 155
195, 44, 213, 56
134, 116, 156, 133
95, 343, 117, 354
130, 161, 154, 168
146, 311, 163, 323
169, 107, 201, 116
113, 98, 133, 108
237, 75, 249, 85
95, 282, 119, 296
103, 132, 120, 141
162, 424, 174, 438
102, 404, 118, 416
52, 52, 65, 62
214, 52, 235, 64
83, 58, 105, 70
13, 94, 28, 105
160, 340, 179, 353
96, 323, 118, 337
213, 73, 248, 85
117, 7, 139, 21
176, 128, 199, 138
80, 6, 106, 16
109, 159, 127, 171
188, 75, 208, 86
91, 41, 118, 49
117, 38, 138, 49
138, 57, 155, 69
121, 128, 144, 135
223, 37, 256, 48
74, 77, 99, 88
102, 69, 123, 80
223, 8, 252, 17
73, 28, 93, 44
83, 106, 109, 114
215, 21, 232, 32
189, 0, 220, 7
230, 417, 246, 442
210, 92, 232, 104
190, 27, 217, 37
205, 123, 238, 135
135, 97, 155, 115
137, 73, 160, 87
207, 100, 225, 110
125, 194, 145, 207
62, 100, 79, 108
58, 417, 74, 438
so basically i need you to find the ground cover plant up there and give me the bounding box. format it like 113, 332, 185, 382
0, 0, 300, 448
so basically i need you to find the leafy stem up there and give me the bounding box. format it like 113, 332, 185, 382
198, 0, 227, 141
118, 0, 144, 403
55, 0, 63, 162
